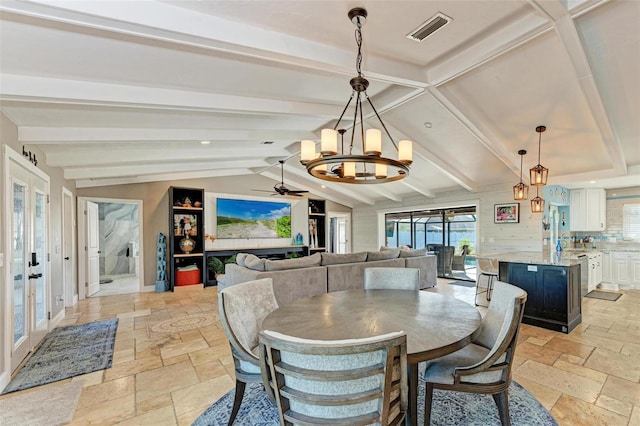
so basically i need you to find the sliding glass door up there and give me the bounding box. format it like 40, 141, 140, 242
385, 206, 477, 280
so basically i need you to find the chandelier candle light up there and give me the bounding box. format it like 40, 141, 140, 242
300, 7, 413, 184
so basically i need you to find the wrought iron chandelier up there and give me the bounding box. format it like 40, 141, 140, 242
300, 7, 413, 184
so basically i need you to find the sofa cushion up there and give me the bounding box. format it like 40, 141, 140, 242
244, 254, 265, 271
236, 253, 249, 267
265, 253, 322, 271
367, 248, 400, 261
321, 251, 368, 266
399, 248, 429, 258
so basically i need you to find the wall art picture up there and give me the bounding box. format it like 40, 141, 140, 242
174, 214, 198, 236
216, 198, 291, 239
494, 203, 520, 224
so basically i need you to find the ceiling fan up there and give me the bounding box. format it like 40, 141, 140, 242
253, 160, 309, 197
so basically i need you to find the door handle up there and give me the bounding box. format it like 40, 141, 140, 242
64, 257, 70, 260
28, 273, 43, 279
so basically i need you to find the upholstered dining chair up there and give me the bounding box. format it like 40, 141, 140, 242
218, 278, 279, 425
364, 267, 420, 290
451, 245, 469, 271
423, 281, 527, 426
259, 329, 408, 426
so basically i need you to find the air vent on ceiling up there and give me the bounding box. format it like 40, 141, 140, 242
406, 12, 451, 42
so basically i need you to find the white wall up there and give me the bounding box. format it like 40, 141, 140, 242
352, 184, 543, 254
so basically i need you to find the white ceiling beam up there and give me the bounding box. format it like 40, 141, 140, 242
44, 146, 290, 167
74, 168, 252, 188
400, 181, 435, 199
2, 1, 427, 88
0, 74, 340, 118
64, 158, 271, 180
549, 11, 627, 175
550, 164, 640, 186
19, 126, 314, 143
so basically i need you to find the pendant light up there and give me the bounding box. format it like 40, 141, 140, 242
529, 125, 548, 186
531, 187, 544, 213
513, 149, 529, 201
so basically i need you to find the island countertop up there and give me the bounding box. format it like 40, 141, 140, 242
476, 251, 584, 267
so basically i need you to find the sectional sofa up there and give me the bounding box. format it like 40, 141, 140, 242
219, 248, 437, 306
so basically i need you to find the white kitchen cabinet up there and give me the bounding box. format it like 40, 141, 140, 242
609, 252, 640, 289
601, 252, 611, 283
570, 188, 606, 231
587, 252, 602, 292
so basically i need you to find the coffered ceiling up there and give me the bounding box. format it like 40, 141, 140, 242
1, 0, 638, 207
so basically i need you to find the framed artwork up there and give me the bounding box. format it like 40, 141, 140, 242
174, 214, 198, 236
494, 203, 519, 224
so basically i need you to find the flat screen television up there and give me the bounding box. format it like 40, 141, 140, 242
216, 198, 291, 239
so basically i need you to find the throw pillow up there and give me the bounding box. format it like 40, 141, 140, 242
244, 254, 265, 271
321, 251, 368, 266
264, 253, 322, 271
236, 253, 249, 267
399, 248, 428, 258
367, 248, 401, 261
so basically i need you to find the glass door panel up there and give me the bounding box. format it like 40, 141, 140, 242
12, 180, 28, 359
34, 191, 47, 325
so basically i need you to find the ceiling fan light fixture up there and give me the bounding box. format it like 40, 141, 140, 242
530, 125, 549, 186
300, 7, 412, 184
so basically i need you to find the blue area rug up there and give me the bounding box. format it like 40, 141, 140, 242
2, 318, 118, 395
193, 364, 557, 425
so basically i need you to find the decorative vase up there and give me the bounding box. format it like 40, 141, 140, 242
179, 234, 196, 253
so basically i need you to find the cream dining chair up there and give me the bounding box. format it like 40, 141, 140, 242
218, 278, 279, 425
364, 267, 421, 290
259, 329, 408, 426
475, 257, 499, 306
423, 281, 527, 425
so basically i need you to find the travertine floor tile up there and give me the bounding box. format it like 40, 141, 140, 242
511, 375, 561, 410
600, 375, 640, 406
69, 394, 136, 425
552, 359, 608, 383
136, 360, 200, 402
514, 341, 562, 365
171, 375, 234, 417
76, 376, 134, 411
595, 394, 633, 417
115, 405, 177, 426
515, 360, 603, 403
584, 347, 640, 382
551, 395, 628, 426
545, 336, 595, 359
104, 356, 163, 382
159, 337, 209, 359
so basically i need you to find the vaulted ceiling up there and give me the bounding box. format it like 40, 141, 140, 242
1, 0, 638, 207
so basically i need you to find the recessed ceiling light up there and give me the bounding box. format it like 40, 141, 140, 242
321, 185, 326, 189
200, 140, 211, 145
589, 180, 596, 184
424, 122, 432, 128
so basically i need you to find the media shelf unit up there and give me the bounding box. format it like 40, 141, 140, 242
168, 186, 205, 291
308, 199, 326, 253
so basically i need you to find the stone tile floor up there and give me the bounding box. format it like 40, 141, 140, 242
2, 279, 639, 425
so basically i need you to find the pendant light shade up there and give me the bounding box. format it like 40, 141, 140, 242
530, 125, 548, 186
531, 187, 544, 213
513, 149, 529, 201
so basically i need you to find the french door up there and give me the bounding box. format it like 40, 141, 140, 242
6, 147, 50, 372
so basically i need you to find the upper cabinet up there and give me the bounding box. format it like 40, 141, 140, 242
570, 188, 606, 232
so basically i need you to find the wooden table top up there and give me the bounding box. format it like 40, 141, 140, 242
262, 290, 482, 363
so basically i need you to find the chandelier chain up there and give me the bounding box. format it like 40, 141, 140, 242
355, 18, 363, 77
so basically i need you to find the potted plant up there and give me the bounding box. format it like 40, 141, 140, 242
207, 256, 225, 285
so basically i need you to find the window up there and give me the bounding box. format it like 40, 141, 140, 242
623, 203, 640, 240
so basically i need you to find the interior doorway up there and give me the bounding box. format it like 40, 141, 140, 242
328, 212, 351, 254
77, 197, 144, 297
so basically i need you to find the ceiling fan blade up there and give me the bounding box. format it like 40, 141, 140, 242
252, 189, 276, 193
288, 190, 309, 194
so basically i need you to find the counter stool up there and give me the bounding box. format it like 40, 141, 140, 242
475, 258, 498, 306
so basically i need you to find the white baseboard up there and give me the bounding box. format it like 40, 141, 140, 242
142, 285, 155, 293
0, 371, 9, 393
50, 309, 66, 329
598, 282, 620, 291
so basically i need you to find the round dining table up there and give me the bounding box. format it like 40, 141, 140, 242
261, 289, 482, 425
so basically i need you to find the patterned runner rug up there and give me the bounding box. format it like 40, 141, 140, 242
2, 318, 118, 394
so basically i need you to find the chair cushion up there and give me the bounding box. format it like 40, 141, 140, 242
236, 253, 249, 267
367, 248, 400, 261
423, 343, 503, 385
264, 253, 321, 271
